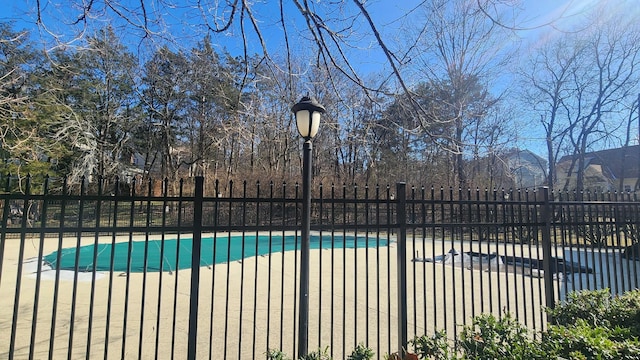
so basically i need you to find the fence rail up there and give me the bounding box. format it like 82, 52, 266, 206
1, 175, 639, 359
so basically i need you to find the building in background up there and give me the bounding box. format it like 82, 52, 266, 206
555, 145, 640, 192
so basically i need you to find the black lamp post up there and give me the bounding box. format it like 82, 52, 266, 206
291, 95, 325, 358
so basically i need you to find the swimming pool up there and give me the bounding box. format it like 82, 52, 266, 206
43, 234, 389, 273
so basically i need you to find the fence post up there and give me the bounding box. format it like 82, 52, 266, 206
0, 174, 11, 287
187, 176, 204, 360
540, 186, 555, 320
396, 182, 408, 356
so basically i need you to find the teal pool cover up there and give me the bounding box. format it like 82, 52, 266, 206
43, 234, 388, 273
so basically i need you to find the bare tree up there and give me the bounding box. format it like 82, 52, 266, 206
0, 26, 30, 118
619, 94, 640, 192
519, 5, 640, 192
569, 15, 640, 192
401, 0, 513, 187
518, 36, 584, 190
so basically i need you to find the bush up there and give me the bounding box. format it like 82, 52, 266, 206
266, 349, 290, 360
542, 289, 640, 359
410, 330, 450, 360
267, 344, 376, 360
299, 347, 332, 360
546, 288, 613, 327
543, 319, 640, 359
608, 289, 640, 334
457, 312, 546, 360
347, 343, 375, 360
547, 288, 640, 336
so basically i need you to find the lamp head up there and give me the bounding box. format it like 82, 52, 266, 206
292, 96, 325, 140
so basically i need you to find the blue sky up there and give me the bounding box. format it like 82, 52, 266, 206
0, 0, 588, 70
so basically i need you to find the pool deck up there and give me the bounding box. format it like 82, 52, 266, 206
0, 232, 551, 359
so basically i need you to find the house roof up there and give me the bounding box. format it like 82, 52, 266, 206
557, 145, 640, 179
504, 149, 547, 166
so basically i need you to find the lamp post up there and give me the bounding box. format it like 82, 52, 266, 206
291, 95, 325, 358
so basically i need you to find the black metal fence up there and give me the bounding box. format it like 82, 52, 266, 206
1, 175, 639, 359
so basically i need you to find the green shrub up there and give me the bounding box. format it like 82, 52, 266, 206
547, 288, 640, 336
608, 289, 640, 335
410, 330, 451, 360
347, 343, 375, 360
266, 348, 290, 360
546, 288, 612, 327
543, 319, 640, 359
265, 344, 374, 360
299, 347, 332, 360
457, 312, 546, 360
